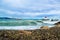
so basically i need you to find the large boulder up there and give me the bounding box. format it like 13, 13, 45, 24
54, 22, 60, 27
54, 22, 60, 25
40, 26, 49, 30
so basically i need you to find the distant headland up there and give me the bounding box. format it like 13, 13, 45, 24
0, 17, 21, 20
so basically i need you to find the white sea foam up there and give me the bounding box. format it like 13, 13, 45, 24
0, 25, 54, 30
0, 26, 40, 30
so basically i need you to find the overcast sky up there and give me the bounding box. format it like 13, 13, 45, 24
0, 0, 60, 19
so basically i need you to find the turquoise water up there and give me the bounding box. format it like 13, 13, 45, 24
0, 19, 54, 30
0, 19, 43, 26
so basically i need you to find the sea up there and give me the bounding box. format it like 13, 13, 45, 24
0, 19, 55, 30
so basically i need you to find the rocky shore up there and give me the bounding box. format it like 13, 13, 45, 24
0, 22, 60, 40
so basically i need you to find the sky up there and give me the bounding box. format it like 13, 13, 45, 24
0, 0, 60, 19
